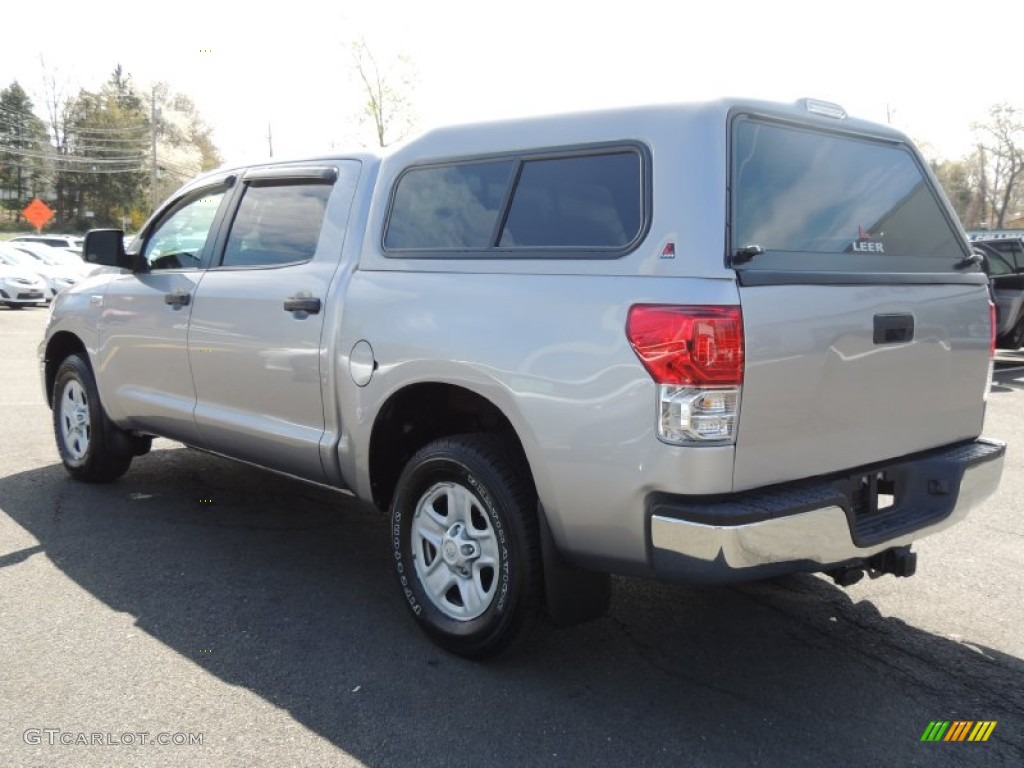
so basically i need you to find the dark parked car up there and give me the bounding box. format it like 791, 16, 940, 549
975, 238, 1024, 348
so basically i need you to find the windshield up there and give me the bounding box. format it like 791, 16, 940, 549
731, 118, 968, 272
16, 247, 76, 266
12, 247, 50, 264
53, 252, 81, 266
0, 249, 35, 267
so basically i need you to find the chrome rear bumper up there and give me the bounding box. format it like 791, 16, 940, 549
649, 438, 1005, 584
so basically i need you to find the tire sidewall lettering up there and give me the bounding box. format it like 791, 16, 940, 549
391, 498, 423, 615
464, 470, 512, 616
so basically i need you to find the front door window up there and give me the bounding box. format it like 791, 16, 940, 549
143, 190, 226, 271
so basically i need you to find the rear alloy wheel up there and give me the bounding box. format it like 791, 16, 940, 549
53, 354, 133, 482
412, 481, 502, 621
391, 434, 542, 659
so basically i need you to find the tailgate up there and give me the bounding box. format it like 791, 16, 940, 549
733, 282, 991, 489
728, 109, 992, 490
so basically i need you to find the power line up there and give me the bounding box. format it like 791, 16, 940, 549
0, 131, 151, 153
0, 118, 151, 138
73, 125, 151, 137
1, 147, 148, 164
70, 146, 151, 156
54, 134, 150, 147
0, 105, 152, 136
1, 133, 151, 157
2, 132, 198, 162
68, 135, 151, 145
0, 135, 153, 153
0, 159, 144, 174
0, 104, 45, 120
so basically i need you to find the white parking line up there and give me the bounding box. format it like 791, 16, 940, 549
993, 364, 1024, 376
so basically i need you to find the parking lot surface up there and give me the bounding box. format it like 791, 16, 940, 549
1, 307, 1022, 767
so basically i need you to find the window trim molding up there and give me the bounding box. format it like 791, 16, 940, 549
241, 165, 339, 184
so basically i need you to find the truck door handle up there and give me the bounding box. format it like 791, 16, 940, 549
283, 296, 322, 314
164, 291, 191, 307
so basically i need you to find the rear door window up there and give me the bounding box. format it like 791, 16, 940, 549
731, 118, 969, 274
985, 240, 1024, 271
220, 182, 331, 268
985, 249, 1015, 276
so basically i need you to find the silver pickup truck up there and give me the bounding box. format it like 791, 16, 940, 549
41, 98, 1005, 658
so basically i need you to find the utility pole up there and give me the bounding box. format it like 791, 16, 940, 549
16, 113, 23, 216
267, 122, 273, 158
150, 85, 159, 210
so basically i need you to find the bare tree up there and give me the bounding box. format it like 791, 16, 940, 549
348, 38, 417, 148
38, 56, 75, 225
972, 104, 1024, 228
930, 157, 976, 226
148, 82, 224, 210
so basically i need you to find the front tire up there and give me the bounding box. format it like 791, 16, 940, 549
52, 354, 133, 482
390, 434, 543, 659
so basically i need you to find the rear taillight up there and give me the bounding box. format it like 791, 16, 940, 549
626, 305, 744, 445
986, 300, 997, 402
989, 300, 997, 358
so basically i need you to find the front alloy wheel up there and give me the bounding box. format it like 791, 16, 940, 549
59, 378, 92, 461
52, 354, 133, 482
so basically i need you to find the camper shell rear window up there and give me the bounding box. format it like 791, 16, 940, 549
730, 116, 970, 276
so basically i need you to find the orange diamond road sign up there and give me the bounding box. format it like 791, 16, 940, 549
22, 197, 55, 231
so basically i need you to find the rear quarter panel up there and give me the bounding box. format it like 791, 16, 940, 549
337, 271, 740, 573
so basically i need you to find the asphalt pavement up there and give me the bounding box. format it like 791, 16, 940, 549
1, 306, 1022, 767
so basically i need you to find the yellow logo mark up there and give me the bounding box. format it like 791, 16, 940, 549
921, 720, 996, 742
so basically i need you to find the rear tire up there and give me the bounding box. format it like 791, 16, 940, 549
998, 315, 1024, 350
390, 434, 543, 659
52, 354, 133, 482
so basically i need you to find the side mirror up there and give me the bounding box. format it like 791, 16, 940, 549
83, 229, 137, 270
973, 248, 990, 276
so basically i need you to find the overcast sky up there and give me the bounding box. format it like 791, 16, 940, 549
2, 0, 1019, 165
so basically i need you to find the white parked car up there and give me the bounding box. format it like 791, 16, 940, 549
0, 243, 81, 300
9, 241, 102, 278
0, 262, 47, 308
9, 234, 84, 253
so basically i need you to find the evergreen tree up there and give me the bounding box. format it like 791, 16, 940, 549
0, 81, 50, 222
63, 66, 149, 228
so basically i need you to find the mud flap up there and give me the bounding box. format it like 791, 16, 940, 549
538, 503, 611, 627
